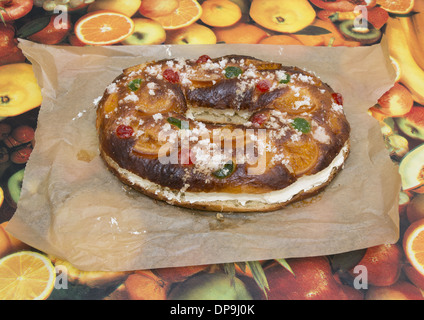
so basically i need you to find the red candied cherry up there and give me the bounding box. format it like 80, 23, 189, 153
163, 69, 180, 83
250, 112, 268, 127
116, 125, 134, 139
178, 149, 194, 165
256, 80, 271, 93
332, 92, 343, 105
196, 55, 211, 64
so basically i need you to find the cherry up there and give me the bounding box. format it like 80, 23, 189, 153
178, 149, 194, 165
196, 55, 211, 64
116, 125, 133, 139
163, 69, 180, 83
332, 92, 343, 105
256, 80, 271, 93
250, 112, 268, 127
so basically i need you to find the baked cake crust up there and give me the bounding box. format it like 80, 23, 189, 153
96, 55, 350, 212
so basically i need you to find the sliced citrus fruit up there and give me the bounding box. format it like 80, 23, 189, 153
75, 11, 135, 46
284, 139, 319, 176
376, 0, 414, 14
151, 0, 202, 30
0, 251, 56, 300
403, 219, 424, 277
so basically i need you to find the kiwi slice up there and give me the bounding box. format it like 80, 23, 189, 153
339, 19, 382, 45
7, 168, 25, 206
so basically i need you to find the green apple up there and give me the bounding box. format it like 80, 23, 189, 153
121, 18, 166, 45
7, 168, 24, 206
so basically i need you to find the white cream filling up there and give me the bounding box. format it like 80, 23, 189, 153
111, 142, 349, 206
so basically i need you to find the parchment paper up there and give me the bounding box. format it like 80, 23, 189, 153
6, 39, 400, 272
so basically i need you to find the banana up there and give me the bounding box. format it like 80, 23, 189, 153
399, 15, 424, 70
411, 12, 424, 65
386, 16, 424, 105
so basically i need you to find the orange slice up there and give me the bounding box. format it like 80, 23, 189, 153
376, 0, 414, 14
404, 219, 424, 277
152, 0, 203, 30
0, 251, 56, 300
75, 11, 135, 46
284, 139, 319, 176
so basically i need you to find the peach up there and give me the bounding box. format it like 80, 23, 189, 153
138, 0, 178, 18
213, 22, 268, 44
250, 0, 316, 34
166, 23, 216, 44
377, 83, 414, 117
200, 0, 242, 27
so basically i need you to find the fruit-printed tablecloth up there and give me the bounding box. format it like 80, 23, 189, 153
0, 0, 424, 301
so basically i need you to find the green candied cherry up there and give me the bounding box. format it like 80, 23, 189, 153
212, 160, 236, 178
224, 66, 242, 79
279, 73, 291, 84
292, 118, 311, 133
127, 78, 143, 91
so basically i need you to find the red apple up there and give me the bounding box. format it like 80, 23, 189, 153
0, 0, 33, 22
377, 83, 414, 117
365, 281, 424, 300
265, 256, 362, 300
28, 14, 72, 45
0, 23, 25, 66
348, 244, 403, 287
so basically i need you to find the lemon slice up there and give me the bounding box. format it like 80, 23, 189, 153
0, 251, 56, 300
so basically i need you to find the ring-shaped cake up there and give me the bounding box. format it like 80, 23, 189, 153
96, 55, 350, 212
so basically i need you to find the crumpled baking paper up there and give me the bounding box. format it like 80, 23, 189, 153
6, 39, 399, 271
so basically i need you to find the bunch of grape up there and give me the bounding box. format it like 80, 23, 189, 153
34, 0, 96, 11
